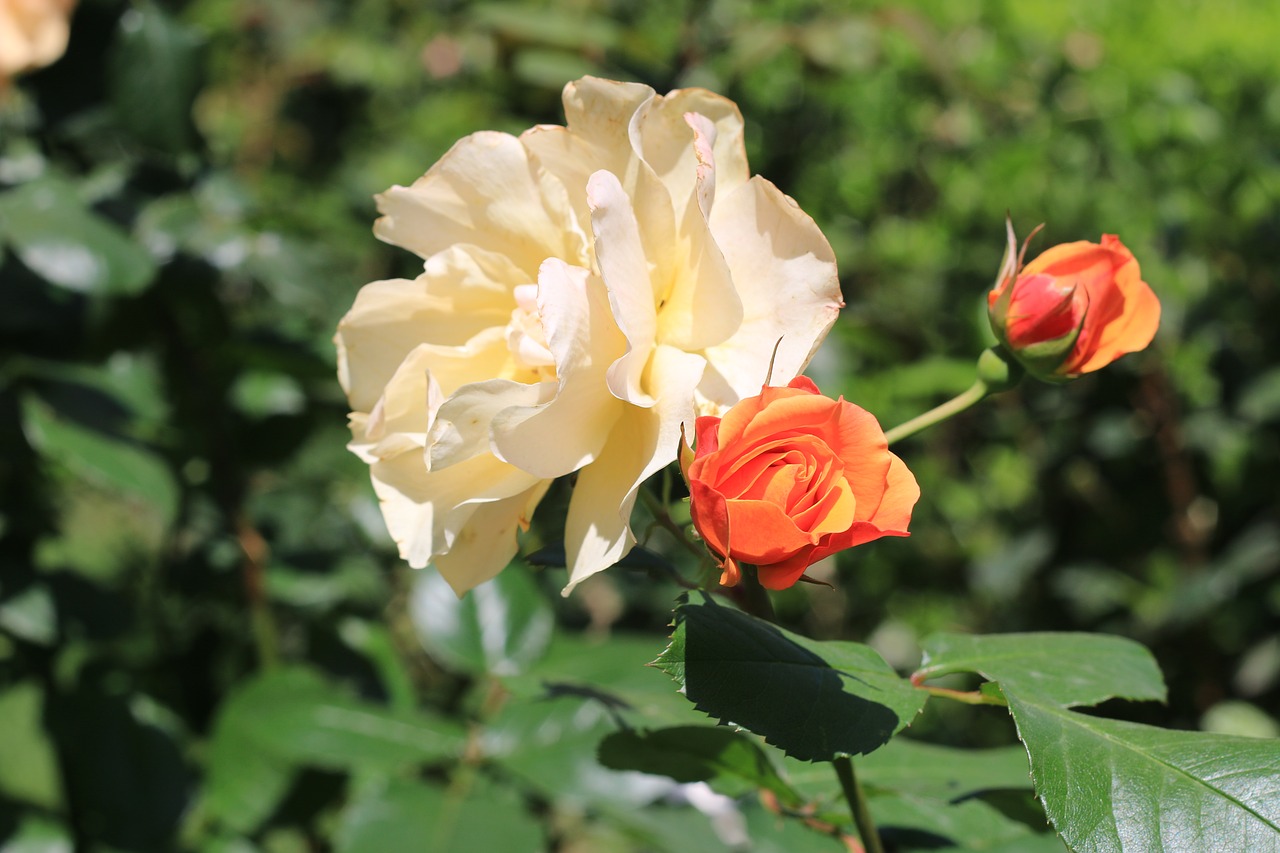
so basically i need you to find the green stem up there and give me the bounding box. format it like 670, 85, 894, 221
638, 486, 709, 565
882, 346, 1023, 445
834, 755, 884, 853
736, 565, 775, 622
883, 378, 989, 446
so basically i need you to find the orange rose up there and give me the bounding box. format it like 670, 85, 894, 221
988, 233, 1160, 379
684, 377, 919, 590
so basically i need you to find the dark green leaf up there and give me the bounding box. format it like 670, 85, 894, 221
652, 593, 926, 761
108, 5, 205, 153
917, 632, 1166, 707
0, 180, 156, 295
409, 567, 552, 676
598, 726, 803, 806
1007, 692, 1280, 852
21, 393, 177, 526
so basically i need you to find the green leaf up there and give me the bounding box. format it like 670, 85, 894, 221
917, 631, 1166, 707
335, 775, 542, 853
652, 593, 926, 761
1006, 692, 1280, 852
0, 682, 62, 810
502, 632, 703, 731
409, 567, 553, 676
869, 792, 1064, 852
791, 739, 1033, 800
21, 393, 177, 526
597, 726, 803, 806
107, 4, 205, 153
205, 667, 466, 832
0, 585, 57, 646
0, 180, 156, 296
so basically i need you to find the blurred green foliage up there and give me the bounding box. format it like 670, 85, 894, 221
2, 0, 1279, 849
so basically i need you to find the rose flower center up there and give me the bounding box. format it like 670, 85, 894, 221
504, 283, 557, 381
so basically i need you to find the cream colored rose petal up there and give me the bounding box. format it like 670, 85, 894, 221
433, 479, 552, 595
701, 176, 841, 408
374, 131, 588, 276
430, 377, 554, 471
562, 344, 704, 593
587, 170, 658, 406
653, 124, 743, 354
631, 87, 749, 224
490, 259, 626, 478
370, 449, 542, 571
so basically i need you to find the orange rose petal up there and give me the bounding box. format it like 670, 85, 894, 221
688, 477, 731, 559
723, 498, 812, 564
756, 548, 818, 590
864, 453, 920, 531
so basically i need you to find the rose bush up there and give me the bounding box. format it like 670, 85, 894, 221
336, 77, 842, 594
684, 377, 919, 590
0, 0, 75, 83
987, 232, 1160, 380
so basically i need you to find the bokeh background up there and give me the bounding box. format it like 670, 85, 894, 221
3, 0, 1279, 850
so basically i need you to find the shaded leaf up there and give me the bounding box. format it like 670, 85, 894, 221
652, 593, 926, 761
409, 567, 552, 677
870, 792, 1064, 852
0, 180, 155, 296
598, 726, 803, 806
21, 393, 177, 526
108, 4, 205, 153
917, 631, 1166, 707
1007, 692, 1280, 853
784, 739, 1033, 801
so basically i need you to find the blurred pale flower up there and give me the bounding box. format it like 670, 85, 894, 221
0, 0, 75, 83
336, 76, 841, 595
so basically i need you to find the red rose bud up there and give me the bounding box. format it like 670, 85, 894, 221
988, 229, 1160, 380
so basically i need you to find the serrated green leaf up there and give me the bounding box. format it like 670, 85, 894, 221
917, 632, 1166, 707
790, 739, 1033, 800
409, 568, 552, 677
652, 594, 926, 761
598, 726, 803, 806
1007, 692, 1280, 853
0, 180, 156, 296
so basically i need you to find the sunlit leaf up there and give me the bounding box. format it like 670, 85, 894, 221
409, 567, 553, 677
1007, 692, 1280, 852
917, 631, 1166, 707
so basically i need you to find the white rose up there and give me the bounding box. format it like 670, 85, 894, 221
336, 77, 842, 595
0, 0, 76, 83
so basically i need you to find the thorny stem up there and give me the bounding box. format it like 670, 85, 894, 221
834, 755, 885, 853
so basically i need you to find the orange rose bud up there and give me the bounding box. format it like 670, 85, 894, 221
685, 377, 920, 591
988, 232, 1160, 380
